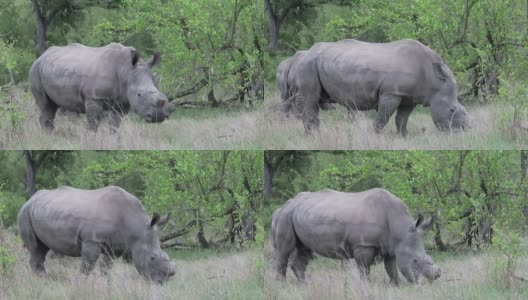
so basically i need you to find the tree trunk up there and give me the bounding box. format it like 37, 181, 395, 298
31, 0, 48, 57
24, 151, 37, 197
264, 154, 274, 199
264, 0, 281, 51
268, 15, 280, 51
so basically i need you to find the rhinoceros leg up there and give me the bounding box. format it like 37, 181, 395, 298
299, 86, 321, 135
354, 246, 378, 280
100, 254, 114, 275
85, 99, 105, 132
383, 256, 400, 286
80, 241, 101, 275
374, 95, 401, 134
34, 92, 58, 133
290, 244, 313, 281
395, 104, 416, 137
29, 243, 49, 275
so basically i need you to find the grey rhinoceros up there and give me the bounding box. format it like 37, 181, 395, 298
272, 188, 441, 285
276, 51, 336, 118
17, 186, 176, 283
29, 43, 176, 132
290, 39, 469, 135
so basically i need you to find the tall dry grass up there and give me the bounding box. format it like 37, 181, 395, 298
263, 90, 527, 150
0, 87, 264, 150
0, 230, 263, 300
263, 239, 528, 300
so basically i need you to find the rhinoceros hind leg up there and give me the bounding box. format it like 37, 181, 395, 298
35, 95, 58, 133
80, 241, 101, 275
354, 246, 378, 280
290, 244, 313, 281
383, 256, 400, 286
301, 95, 321, 135
374, 95, 401, 134
29, 244, 49, 275
395, 104, 416, 137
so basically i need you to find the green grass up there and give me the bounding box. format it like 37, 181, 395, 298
263, 88, 527, 150
263, 238, 528, 300
0, 230, 264, 300
0, 87, 265, 150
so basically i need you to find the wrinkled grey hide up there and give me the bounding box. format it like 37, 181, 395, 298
272, 188, 441, 285
17, 186, 176, 283
276, 51, 336, 118
291, 39, 469, 135
29, 43, 176, 132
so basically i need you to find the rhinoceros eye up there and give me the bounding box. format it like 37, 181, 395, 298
137, 92, 142, 97
150, 255, 156, 260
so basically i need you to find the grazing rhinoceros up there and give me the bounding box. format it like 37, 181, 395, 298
290, 39, 469, 135
17, 186, 176, 283
276, 51, 336, 118
29, 43, 176, 132
272, 188, 441, 285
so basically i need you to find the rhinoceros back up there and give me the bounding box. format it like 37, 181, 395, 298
286, 188, 414, 258
23, 186, 149, 256
30, 43, 134, 112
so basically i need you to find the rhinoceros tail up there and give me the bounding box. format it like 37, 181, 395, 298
278, 66, 293, 115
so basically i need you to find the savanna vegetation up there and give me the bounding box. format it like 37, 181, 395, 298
0, 0, 265, 149
0, 151, 265, 299
264, 0, 528, 149
264, 150, 528, 299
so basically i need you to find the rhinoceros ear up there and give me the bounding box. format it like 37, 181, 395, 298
131, 49, 140, 66
150, 213, 161, 227
157, 213, 170, 227
415, 214, 434, 232
148, 52, 161, 68
432, 62, 446, 81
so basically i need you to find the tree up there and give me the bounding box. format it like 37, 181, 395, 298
30, 0, 123, 56
264, 0, 302, 51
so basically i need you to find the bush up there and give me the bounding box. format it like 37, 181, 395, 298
0, 244, 16, 276
488, 227, 527, 289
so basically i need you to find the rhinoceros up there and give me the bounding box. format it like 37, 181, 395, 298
29, 43, 176, 132
272, 188, 441, 285
276, 51, 336, 118
290, 39, 469, 135
17, 186, 176, 283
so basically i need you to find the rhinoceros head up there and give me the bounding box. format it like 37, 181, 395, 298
132, 213, 176, 284
127, 51, 175, 123
430, 62, 469, 132
395, 215, 441, 284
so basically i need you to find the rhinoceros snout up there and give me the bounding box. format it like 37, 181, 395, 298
432, 265, 441, 280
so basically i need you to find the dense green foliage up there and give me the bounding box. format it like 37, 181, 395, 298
0, 151, 264, 249
268, 151, 528, 250
0, 0, 263, 104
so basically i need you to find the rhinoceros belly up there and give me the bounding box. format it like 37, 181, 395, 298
292, 213, 383, 259
30, 204, 125, 257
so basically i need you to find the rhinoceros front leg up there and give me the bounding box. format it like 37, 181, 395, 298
354, 246, 377, 280
395, 104, 416, 137
80, 241, 102, 275
383, 255, 400, 286
375, 95, 401, 134
85, 99, 105, 132
100, 254, 114, 275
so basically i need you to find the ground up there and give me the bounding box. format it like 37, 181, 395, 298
0, 87, 264, 150
0, 230, 264, 300
263, 240, 528, 300
263, 89, 527, 150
